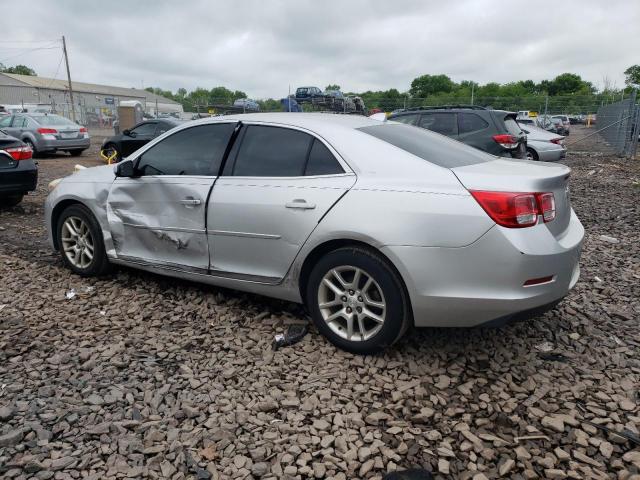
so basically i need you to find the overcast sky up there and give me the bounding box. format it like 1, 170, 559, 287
1, 0, 638, 98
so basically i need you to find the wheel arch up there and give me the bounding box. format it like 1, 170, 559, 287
297, 238, 414, 324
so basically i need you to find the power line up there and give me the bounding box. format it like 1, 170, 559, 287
0, 44, 60, 65
0, 39, 59, 43
43, 52, 65, 89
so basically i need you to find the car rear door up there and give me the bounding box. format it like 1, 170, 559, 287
457, 112, 492, 152
417, 112, 458, 138
106, 122, 236, 271
208, 123, 355, 282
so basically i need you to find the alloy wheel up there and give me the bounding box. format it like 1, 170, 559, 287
61, 216, 95, 269
317, 265, 386, 341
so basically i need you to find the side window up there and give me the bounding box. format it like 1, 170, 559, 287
392, 114, 418, 125
24, 118, 38, 129
130, 122, 156, 136
154, 123, 172, 137
458, 113, 489, 134
0, 116, 12, 128
231, 125, 312, 177
136, 123, 235, 176
12, 116, 26, 128
419, 113, 458, 136
305, 139, 344, 176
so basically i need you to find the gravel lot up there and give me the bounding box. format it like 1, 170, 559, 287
1, 126, 639, 479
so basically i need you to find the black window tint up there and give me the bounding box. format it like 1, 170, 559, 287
131, 122, 156, 136
503, 117, 523, 136
232, 125, 312, 177
458, 113, 489, 134
154, 122, 173, 137
305, 139, 343, 176
357, 123, 490, 168
137, 123, 235, 176
419, 113, 457, 136
392, 114, 418, 125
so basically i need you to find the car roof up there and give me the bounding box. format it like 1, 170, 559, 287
194, 112, 378, 132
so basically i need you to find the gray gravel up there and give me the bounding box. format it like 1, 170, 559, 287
0, 126, 639, 479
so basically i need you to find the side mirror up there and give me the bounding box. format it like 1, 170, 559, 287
115, 159, 135, 178
123, 129, 133, 137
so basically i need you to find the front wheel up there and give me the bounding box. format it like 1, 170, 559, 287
306, 247, 409, 354
57, 204, 111, 276
526, 148, 539, 161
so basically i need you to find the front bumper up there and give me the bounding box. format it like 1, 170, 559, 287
382, 209, 584, 327
38, 137, 90, 152
0, 160, 38, 195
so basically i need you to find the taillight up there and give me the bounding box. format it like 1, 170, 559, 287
536, 192, 556, 222
79, 127, 87, 133
550, 138, 564, 145
492, 134, 519, 149
37, 128, 57, 134
4, 146, 33, 160
470, 191, 556, 228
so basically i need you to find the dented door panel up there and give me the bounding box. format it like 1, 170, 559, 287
107, 176, 213, 271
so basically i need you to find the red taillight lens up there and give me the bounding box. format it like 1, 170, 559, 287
492, 134, 519, 149
536, 192, 556, 222
79, 127, 87, 133
37, 128, 57, 134
550, 138, 564, 145
4, 146, 33, 160
470, 191, 556, 228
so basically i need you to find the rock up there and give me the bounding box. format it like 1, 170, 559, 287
251, 462, 269, 477
51, 456, 76, 471
541, 415, 565, 432
435, 375, 451, 389
623, 451, 640, 469
85, 394, 104, 405
358, 446, 373, 462
0, 429, 23, 447
499, 458, 515, 476
573, 450, 602, 467
438, 459, 450, 475
598, 235, 619, 244
599, 441, 614, 459
544, 469, 567, 479
313, 419, 331, 431
515, 446, 531, 460
312, 463, 326, 478
0, 405, 14, 421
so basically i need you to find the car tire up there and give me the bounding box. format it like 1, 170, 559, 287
306, 246, 409, 354
1, 194, 24, 207
56, 204, 111, 276
526, 148, 539, 161
68, 149, 84, 157
23, 138, 37, 158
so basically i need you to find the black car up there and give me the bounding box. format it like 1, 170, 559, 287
388, 105, 527, 159
295, 86, 323, 103
0, 129, 37, 207
101, 119, 183, 162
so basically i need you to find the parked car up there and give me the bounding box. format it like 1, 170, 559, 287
324, 90, 345, 108
388, 106, 527, 159
0, 129, 37, 207
545, 118, 566, 136
101, 118, 183, 162
518, 123, 566, 162
233, 98, 260, 111
295, 86, 323, 102
516, 117, 542, 128
45, 113, 583, 353
551, 115, 571, 135
0, 113, 90, 157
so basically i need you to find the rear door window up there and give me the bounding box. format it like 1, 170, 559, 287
419, 113, 458, 136
0, 116, 13, 128
230, 125, 313, 177
458, 113, 489, 134
130, 122, 157, 136
304, 139, 344, 176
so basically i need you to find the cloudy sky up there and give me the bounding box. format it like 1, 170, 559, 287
1, 0, 638, 98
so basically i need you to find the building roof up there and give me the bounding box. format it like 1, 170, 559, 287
0, 72, 180, 105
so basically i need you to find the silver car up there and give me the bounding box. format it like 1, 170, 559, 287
518, 122, 567, 162
0, 113, 90, 157
45, 114, 584, 353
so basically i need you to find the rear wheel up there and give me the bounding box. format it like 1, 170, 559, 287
57, 204, 111, 276
306, 247, 409, 354
526, 148, 539, 161
1, 194, 24, 207
23, 138, 37, 157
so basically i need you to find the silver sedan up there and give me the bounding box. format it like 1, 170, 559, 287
45, 113, 584, 353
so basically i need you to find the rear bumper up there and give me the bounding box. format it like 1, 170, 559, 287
0, 160, 38, 195
38, 137, 90, 152
533, 144, 567, 162
382, 209, 584, 327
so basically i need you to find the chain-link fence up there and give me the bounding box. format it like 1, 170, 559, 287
593, 91, 640, 158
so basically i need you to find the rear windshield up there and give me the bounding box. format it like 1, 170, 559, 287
357, 123, 491, 168
34, 115, 77, 126
503, 117, 523, 136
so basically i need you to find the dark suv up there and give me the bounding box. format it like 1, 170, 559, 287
388, 105, 527, 159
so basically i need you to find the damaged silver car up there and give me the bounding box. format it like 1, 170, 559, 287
45, 113, 584, 353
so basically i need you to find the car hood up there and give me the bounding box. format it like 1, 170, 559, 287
62, 164, 116, 183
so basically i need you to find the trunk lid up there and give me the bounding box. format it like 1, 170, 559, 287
452, 159, 572, 237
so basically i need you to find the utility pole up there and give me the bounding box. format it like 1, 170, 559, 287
62, 36, 76, 122
471, 83, 475, 105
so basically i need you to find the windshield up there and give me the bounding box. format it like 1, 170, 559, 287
34, 115, 77, 126
504, 117, 523, 136
358, 123, 491, 168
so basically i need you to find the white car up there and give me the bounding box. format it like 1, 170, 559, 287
518, 122, 566, 162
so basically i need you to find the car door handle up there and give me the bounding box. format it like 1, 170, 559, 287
180, 197, 201, 206
285, 199, 316, 209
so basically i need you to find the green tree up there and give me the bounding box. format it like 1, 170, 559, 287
624, 65, 640, 87
325, 84, 341, 91
0, 63, 37, 75
409, 74, 454, 97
